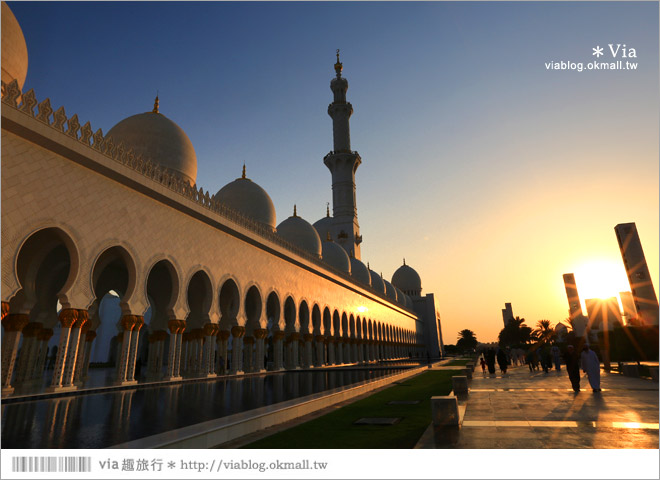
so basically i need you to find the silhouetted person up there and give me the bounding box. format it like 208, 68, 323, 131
541, 346, 552, 373
486, 348, 496, 374
581, 345, 601, 392
563, 344, 580, 392
496, 348, 508, 374
480, 357, 486, 374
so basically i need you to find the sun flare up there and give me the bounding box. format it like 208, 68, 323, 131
573, 259, 630, 305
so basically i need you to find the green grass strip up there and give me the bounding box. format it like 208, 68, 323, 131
243, 370, 458, 449
444, 358, 471, 366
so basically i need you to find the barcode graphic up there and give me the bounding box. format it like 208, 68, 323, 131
11, 456, 91, 473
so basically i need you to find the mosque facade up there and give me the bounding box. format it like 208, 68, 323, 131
0, 2, 444, 396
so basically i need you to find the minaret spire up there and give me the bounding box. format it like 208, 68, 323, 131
324, 51, 363, 259
152, 94, 159, 113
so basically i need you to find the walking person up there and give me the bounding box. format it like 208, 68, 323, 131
563, 344, 581, 392
486, 348, 496, 374
480, 357, 486, 374
551, 343, 561, 371
496, 348, 508, 374
581, 345, 601, 392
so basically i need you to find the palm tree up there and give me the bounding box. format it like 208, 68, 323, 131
456, 329, 478, 352
533, 319, 555, 345
498, 316, 533, 347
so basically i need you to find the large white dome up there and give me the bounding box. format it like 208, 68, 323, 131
391, 261, 422, 297
2, 2, 28, 90
277, 207, 322, 258
107, 101, 197, 185
350, 257, 371, 286
322, 239, 351, 273
215, 168, 276, 231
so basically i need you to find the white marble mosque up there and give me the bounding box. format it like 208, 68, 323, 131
0, 2, 445, 397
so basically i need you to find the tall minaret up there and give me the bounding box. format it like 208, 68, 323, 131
324, 50, 363, 259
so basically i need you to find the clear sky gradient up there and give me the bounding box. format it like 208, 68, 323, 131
10, 1, 659, 343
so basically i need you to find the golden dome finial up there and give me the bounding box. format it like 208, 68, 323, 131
403, 258, 406, 266
334, 49, 343, 76
326, 231, 332, 241
326, 202, 330, 217
293, 204, 297, 217
152, 93, 159, 113
242, 163, 246, 179
367, 261, 370, 269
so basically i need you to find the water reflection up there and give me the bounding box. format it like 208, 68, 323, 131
2, 367, 409, 449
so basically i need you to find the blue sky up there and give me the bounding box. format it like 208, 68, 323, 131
9, 1, 659, 342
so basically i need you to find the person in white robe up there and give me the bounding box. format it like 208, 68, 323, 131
581, 345, 601, 392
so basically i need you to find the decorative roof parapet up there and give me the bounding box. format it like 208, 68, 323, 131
0, 79, 414, 314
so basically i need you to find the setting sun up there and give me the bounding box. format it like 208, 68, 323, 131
573, 259, 631, 308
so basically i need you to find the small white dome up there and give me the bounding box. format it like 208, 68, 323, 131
107, 101, 197, 185
2, 2, 28, 90
215, 168, 276, 231
383, 280, 397, 300
322, 240, 351, 273
350, 257, 371, 286
313, 208, 333, 240
392, 261, 422, 297
369, 269, 385, 294
277, 207, 322, 258
394, 287, 405, 304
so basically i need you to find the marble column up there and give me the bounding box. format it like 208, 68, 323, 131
335, 338, 344, 364
229, 326, 245, 375
1, 313, 29, 394
254, 329, 267, 373
314, 335, 325, 367
272, 331, 285, 371
47, 309, 77, 392
286, 333, 300, 370
202, 323, 218, 377
33, 328, 54, 382
243, 336, 255, 373
216, 330, 230, 375
80, 330, 96, 381
115, 315, 136, 385
72, 322, 91, 386
327, 337, 336, 365
125, 316, 144, 383
165, 320, 184, 380
14, 321, 42, 387
302, 334, 314, 368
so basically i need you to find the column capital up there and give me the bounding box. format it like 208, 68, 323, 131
133, 316, 145, 332
3, 313, 30, 332
303, 334, 314, 342
231, 325, 246, 338
273, 331, 286, 341
1, 301, 9, 320
254, 328, 268, 339
39, 328, 54, 341
287, 332, 300, 342
58, 309, 78, 328
203, 323, 218, 337
315, 335, 326, 343
217, 330, 230, 341
22, 321, 43, 337
74, 309, 89, 328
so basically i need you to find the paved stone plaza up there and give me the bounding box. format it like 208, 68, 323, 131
418, 364, 659, 449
